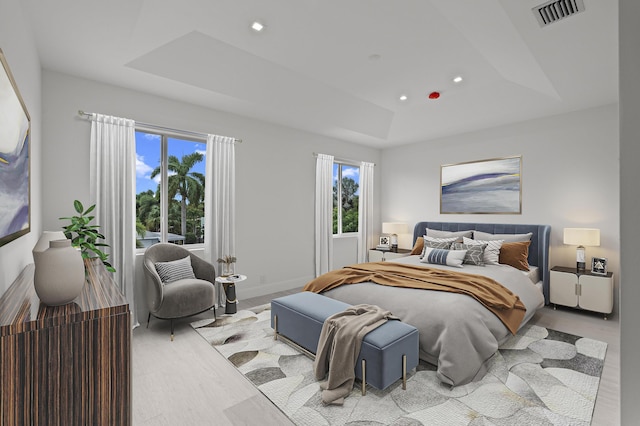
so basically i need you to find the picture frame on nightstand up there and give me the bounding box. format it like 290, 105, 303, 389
378, 236, 390, 248
591, 257, 607, 275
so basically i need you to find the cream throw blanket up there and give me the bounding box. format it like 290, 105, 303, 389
313, 304, 397, 405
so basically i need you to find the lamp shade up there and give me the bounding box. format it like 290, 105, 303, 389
563, 228, 600, 246
382, 222, 408, 235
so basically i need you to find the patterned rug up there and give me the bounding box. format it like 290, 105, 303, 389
191, 305, 607, 426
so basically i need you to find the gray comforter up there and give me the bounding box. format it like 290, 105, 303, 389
322, 255, 544, 387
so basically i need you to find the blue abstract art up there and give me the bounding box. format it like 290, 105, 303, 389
441, 156, 521, 214
0, 49, 31, 246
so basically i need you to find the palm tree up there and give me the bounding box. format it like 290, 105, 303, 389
150, 152, 204, 237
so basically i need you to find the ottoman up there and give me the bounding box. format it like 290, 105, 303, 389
271, 291, 419, 393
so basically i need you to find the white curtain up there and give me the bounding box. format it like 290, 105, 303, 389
358, 161, 375, 263
204, 134, 236, 303
89, 113, 137, 327
315, 153, 334, 276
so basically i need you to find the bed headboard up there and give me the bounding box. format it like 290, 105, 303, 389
413, 221, 552, 304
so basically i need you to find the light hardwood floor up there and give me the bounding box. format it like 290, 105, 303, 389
132, 289, 619, 425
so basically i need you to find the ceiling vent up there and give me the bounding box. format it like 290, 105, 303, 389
533, 0, 585, 27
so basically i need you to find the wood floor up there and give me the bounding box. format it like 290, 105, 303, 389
132, 289, 619, 425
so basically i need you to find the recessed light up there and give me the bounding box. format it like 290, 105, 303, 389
251, 21, 265, 32
453, 76, 463, 83
368, 54, 382, 61
399, 95, 408, 101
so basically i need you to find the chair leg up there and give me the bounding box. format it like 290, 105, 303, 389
147, 312, 151, 328
170, 319, 174, 341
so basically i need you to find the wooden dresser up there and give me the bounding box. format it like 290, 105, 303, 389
0, 259, 131, 425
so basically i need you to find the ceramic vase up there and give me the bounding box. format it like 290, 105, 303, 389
33, 238, 86, 306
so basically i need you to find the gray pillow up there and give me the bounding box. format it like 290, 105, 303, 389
451, 242, 487, 266
426, 228, 473, 241
473, 231, 533, 243
155, 256, 196, 284
420, 236, 459, 258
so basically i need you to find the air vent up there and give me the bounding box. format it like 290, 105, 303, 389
533, 0, 585, 27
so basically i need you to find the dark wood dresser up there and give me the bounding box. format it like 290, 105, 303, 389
0, 259, 131, 425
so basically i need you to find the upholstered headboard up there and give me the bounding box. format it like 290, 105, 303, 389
413, 221, 552, 304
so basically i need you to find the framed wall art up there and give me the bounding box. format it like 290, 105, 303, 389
0, 48, 31, 247
440, 156, 522, 214
591, 257, 608, 275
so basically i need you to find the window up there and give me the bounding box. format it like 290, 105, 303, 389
333, 163, 360, 234
135, 131, 207, 248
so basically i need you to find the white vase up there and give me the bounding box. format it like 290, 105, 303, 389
32, 230, 66, 253
33, 239, 86, 306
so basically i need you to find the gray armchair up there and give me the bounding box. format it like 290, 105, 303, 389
143, 243, 216, 340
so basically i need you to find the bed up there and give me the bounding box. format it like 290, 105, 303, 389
315, 221, 551, 387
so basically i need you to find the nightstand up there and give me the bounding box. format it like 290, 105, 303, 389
550, 266, 614, 319
368, 248, 411, 262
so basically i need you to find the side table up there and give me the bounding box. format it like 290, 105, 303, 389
215, 274, 247, 314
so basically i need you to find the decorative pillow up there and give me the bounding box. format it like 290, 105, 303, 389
420, 247, 467, 268
154, 256, 196, 284
463, 237, 503, 265
473, 231, 533, 243
450, 242, 487, 266
410, 236, 426, 255
420, 236, 459, 258
425, 228, 473, 242
499, 241, 531, 271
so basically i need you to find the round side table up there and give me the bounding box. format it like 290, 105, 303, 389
215, 274, 247, 314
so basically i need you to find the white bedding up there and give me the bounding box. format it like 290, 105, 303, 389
322, 255, 545, 386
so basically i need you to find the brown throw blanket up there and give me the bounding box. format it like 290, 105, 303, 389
304, 262, 526, 335
314, 304, 397, 405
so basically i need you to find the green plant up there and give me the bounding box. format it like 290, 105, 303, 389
60, 200, 116, 273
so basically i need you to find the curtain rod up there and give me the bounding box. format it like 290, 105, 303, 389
313, 152, 375, 166
78, 110, 242, 143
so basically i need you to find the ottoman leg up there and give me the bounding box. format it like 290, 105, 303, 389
402, 354, 407, 390
273, 315, 278, 340
361, 359, 367, 396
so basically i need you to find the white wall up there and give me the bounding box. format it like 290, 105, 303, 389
0, 0, 42, 294
380, 104, 620, 312
41, 70, 380, 320
619, 0, 639, 420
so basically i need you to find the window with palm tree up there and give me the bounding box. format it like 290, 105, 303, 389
333, 163, 360, 235
135, 131, 207, 248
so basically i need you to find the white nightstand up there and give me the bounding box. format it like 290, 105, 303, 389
550, 266, 614, 319
368, 248, 411, 262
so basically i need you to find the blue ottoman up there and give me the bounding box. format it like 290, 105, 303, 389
271, 291, 419, 393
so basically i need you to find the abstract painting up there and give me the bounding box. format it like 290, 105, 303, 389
441, 156, 521, 214
0, 49, 31, 246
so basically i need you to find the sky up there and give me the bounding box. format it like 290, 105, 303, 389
135, 131, 207, 195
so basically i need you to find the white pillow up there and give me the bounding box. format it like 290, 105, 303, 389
420, 247, 467, 268
154, 256, 196, 284
425, 228, 473, 241
473, 231, 533, 243
463, 236, 503, 265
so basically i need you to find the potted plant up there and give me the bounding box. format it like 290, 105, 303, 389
60, 200, 116, 273
217, 255, 236, 276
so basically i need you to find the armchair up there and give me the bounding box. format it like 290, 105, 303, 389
143, 243, 216, 340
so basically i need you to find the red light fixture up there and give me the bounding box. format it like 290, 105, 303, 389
428, 91, 440, 100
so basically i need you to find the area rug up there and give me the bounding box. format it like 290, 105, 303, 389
191, 305, 607, 426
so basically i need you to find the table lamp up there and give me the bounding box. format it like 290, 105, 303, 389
382, 222, 408, 252
563, 228, 600, 271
